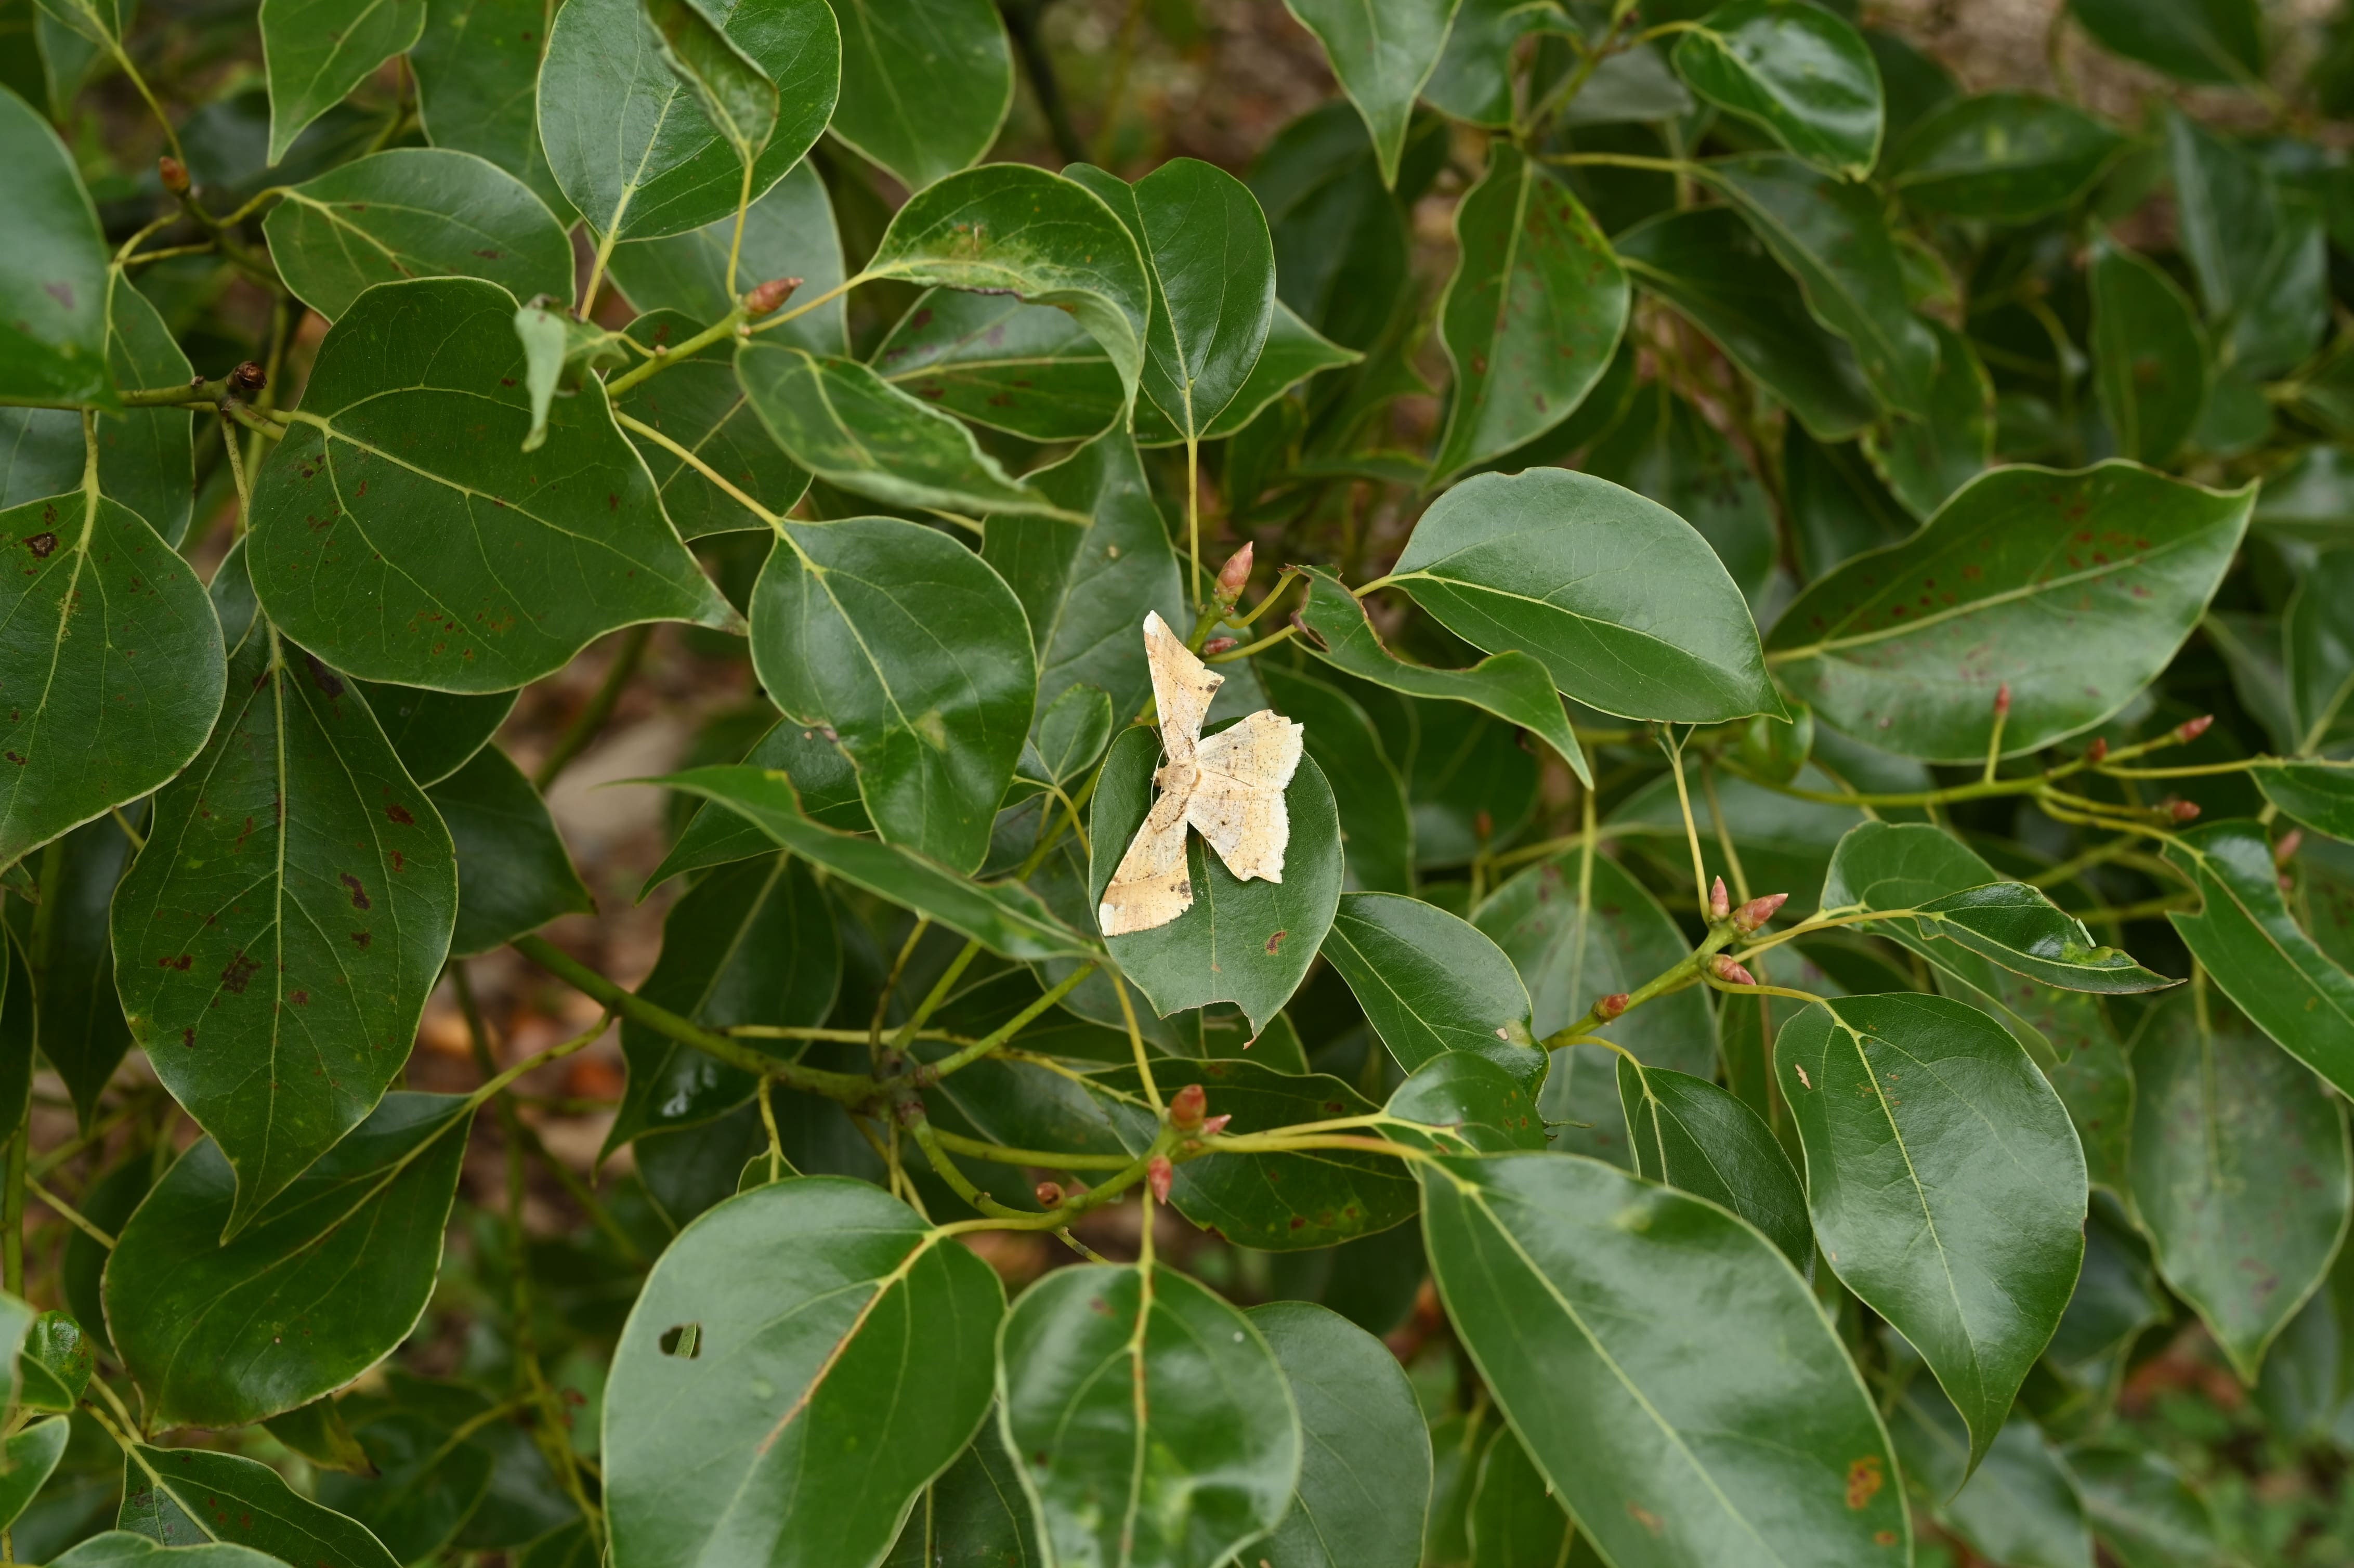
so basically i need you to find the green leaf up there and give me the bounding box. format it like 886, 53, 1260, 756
263, 1397, 376, 1476
822, 0, 1011, 190
2167, 113, 2325, 380
2165, 820, 2354, 1102
1616, 205, 1877, 443
1430, 143, 1628, 484
1130, 302, 1359, 448
19, 1310, 91, 1412
2140, 990, 2351, 1356
1421, 1152, 1910, 1568
2068, 0, 2263, 87
1581, 377, 1778, 602
1386, 1051, 1547, 1154
2285, 548, 2354, 752
750, 515, 1036, 872
247, 278, 738, 689
1279, 0, 1460, 186
539, 0, 836, 241
259, 0, 425, 163
2250, 445, 2354, 540
2069, 1446, 2225, 1568
1248, 1301, 1429, 1568
1466, 1423, 1573, 1568
864, 162, 1153, 407
1887, 93, 2124, 222
1423, 0, 1569, 126
0, 1417, 69, 1533
1391, 467, 1782, 724
998, 1261, 1299, 1568
312, 1406, 492, 1560
640, 0, 779, 166
645, 718, 868, 894
0, 481, 224, 871
107, 1093, 475, 1430
55, 1536, 285, 1568
607, 1178, 1003, 1567
1321, 891, 1539, 1083
1088, 726, 1344, 1035
656, 765, 1094, 959
2254, 762, 2354, 840
611, 159, 846, 349
263, 149, 577, 321
411, 0, 572, 218
1673, 0, 1882, 177
63, 1160, 149, 1356
982, 429, 1186, 727
1863, 318, 1993, 520
617, 311, 810, 537
1618, 1058, 1811, 1269
735, 341, 1068, 519
2089, 242, 2209, 467
1888, 1380, 2091, 1568
121, 1444, 400, 1568
873, 288, 1122, 441
1027, 684, 1114, 787
515, 300, 633, 452
1398, 693, 1540, 869
427, 744, 593, 956
356, 683, 516, 786
1696, 152, 1939, 419
605, 852, 838, 1149
1258, 665, 1413, 896
112, 622, 457, 1229
1777, 994, 2087, 1468
1767, 462, 2254, 763
884, 1423, 1037, 1567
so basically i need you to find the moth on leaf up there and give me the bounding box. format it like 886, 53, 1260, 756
1098, 613, 1304, 935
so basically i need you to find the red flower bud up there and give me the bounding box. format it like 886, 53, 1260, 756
2084, 737, 2109, 765
1594, 992, 1630, 1022
1709, 953, 1757, 987
1214, 541, 1253, 607
1993, 682, 2011, 717
2173, 714, 2213, 743
743, 276, 802, 317
1708, 876, 1730, 922
2167, 798, 2201, 822
1200, 636, 1238, 656
1170, 1082, 1206, 1131
1034, 1181, 1065, 1208
2275, 829, 2303, 867
1147, 1155, 1173, 1204
1197, 1114, 1231, 1136
159, 155, 189, 194
1731, 892, 1788, 934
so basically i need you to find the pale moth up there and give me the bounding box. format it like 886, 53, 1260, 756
1097, 612, 1306, 936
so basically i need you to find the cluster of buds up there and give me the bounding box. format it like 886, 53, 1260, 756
742, 276, 802, 318
1169, 1082, 1229, 1140
1709, 953, 1758, 988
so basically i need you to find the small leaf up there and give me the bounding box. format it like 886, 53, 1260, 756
1430, 143, 1628, 484
312, 1408, 491, 1561
883, 1424, 1038, 1567
1390, 468, 1782, 724
121, 1444, 400, 1568
1130, 302, 1359, 448
1321, 892, 1539, 1083
263, 1397, 376, 1476
2167, 113, 2326, 380
999, 1262, 1299, 1568
18, 1310, 91, 1412
608, 1179, 1004, 1567
107, 1094, 475, 1430
1673, 0, 1883, 177
1768, 462, 2254, 762
260, 0, 424, 162
426, 745, 594, 956
264, 149, 576, 321
2089, 242, 2209, 467
2069, 1445, 2226, 1568
1386, 1051, 1547, 1153
639, 0, 779, 166
825, 0, 1012, 190
1618, 1058, 1811, 1269
1279, 0, 1460, 186
1777, 994, 2088, 1468
54, 1537, 285, 1568
1582, 376, 1778, 600
2068, 0, 2264, 87
1887, 93, 2124, 222
1248, 1301, 1430, 1568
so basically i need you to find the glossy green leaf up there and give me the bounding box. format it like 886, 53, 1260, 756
1422, 1152, 1910, 1567
1863, 319, 1992, 520
606, 852, 838, 1148
999, 1261, 1299, 1568
107, 1093, 475, 1429
1888, 93, 2124, 221
884, 1423, 1037, 1568
865, 162, 1153, 406
1431, 143, 1627, 484
2285, 548, 2354, 752
1697, 152, 1939, 419
2089, 242, 2209, 467
1131, 301, 1359, 447
1089, 726, 1344, 1034
260, 0, 423, 162
1385, 1043, 1548, 1154
1777, 993, 2087, 1467
0, 1416, 69, 1532
2068, 1446, 2226, 1568
873, 288, 1121, 441
1618, 1059, 1811, 1269
247, 278, 739, 690
1616, 205, 1876, 443
411, 0, 570, 217
1768, 462, 2254, 762
264, 149, 575, 321
427, 744, 593, 956
121, 1444, 400, 1568
823, 0, 1011, 190
540, 0, 835, 241
263, 1397, 376, 1476
1582, 377, 1777, 600
1256, 664, 1411, 896
2167, 113, 2325, 380
356, 682, 516, 786
113, 620, 456, 1229
1392, 467, 1781, 724
2068, 0, 2263, 87
2251, 445, 2354, 540
1248, 1301, 1428, 1568
56, 1537, 286, 1568
0, 480, 223, 871
657, 764, 1094, 958
750, 515, 1035, 871
611, 159, 845, 348
1465, 1422, 1573, 1568
0, 83, 111, 404
315, 1400, 496, 1559
1295, 568, 1584, 783
2254, 762, 2354, 840
1888, 1380, 2091, 1568
616, 310, 809, 537
640, 0, 778, 167
644, 717, 867, 894
2166, 820, 2354, 1102
1279, 0, 1458, 185
1027, 683, 1114, 787
19, 1310, 91, 1412
1322, 891, 1540, 1083
1674, 0, 1882, 177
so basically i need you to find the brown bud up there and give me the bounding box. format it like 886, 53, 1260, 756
2167, 798, 2202, 823
1473, 809, 1494, 841
1170, 1082, 1207, 1131
1731, 892, 1788, 934
2084, 737, 2109, 765
742, 276, 803, 317
1147, 1155, 1174, 1205
228, 361, 268, 396
1214, 541, 1253, 607
2276, 829, 2303, 867
1594, 992, 1630, 1022
159, 155, 189, 194
1708, 876, 1731, 922
1034, 1181, 1065, 1208
2174, 714, 2214, 743
1197, 1114, 1231, 1136
1993, 682, 2011, 717
1200, 636, 1238, 656
1709, 953, 1757, 987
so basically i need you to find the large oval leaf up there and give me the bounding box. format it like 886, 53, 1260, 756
259, 0, 425, 163
1250, 1301, 1429, 1568
121, 1444, 399, 1568
1672, 0, 1882, 177
1421, 1152, 1910, 1568
1278, 0, 1458, 186
1887, 92, 2124, 223
605, 1177, 1004, 1568
1777, 993, 2087, 1468
1321, 892, 1539, 1083
0, 79, 111, 403
247, 277, 738, 691
873, 288, 1121, 441
1767, 462, 2254, 762
1389, 467, 1781, 723
825, 0, 1011, 190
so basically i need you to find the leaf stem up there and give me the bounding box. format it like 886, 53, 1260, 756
1205, 623, 1298, 663
613, 408, 779, 521
532, 624, 653, 790
905, 964, 1098, 1085
24, 1173, 115, 1249
603, 309, 749, 398
925, 1129, 1135, 1170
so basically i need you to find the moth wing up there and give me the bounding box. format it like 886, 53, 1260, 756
1185, 777, 1290, 883
1098, 782, 1196, 935
1194, 710, 1305, 794
1143, 611, 1221, 765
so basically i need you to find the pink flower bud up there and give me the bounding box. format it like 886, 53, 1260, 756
1709, 953, 1757, 987
2167, 799, 2202, 822
1147, 1156, 1173, 1204
1709, 877, 1730, 921
1731, 892, 1788, 934
2275, 829, 2303, 867
1170, 1083, 1206, 1131
159, 155, 189, 194
1993, 682, 2011, 717
1594, 992, 1630, 1022
1200, 636, 1238, 656
2174, 714, 2213, 743
1214, 541, 1253, 606
1197, 1114, 1231, 1136
743, 276, 802, 317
